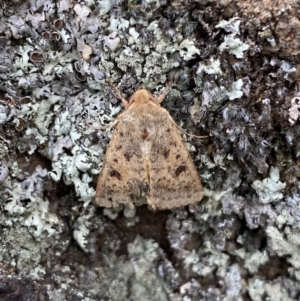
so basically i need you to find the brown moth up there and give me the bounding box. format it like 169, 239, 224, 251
95, 80, 204, 210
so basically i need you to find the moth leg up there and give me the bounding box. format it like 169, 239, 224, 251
156, 73, 176, 104
170, 119, 209, 139
106, 78, 129, 108
147, 194, 158, 210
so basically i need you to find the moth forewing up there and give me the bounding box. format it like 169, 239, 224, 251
95, 86, 204, 210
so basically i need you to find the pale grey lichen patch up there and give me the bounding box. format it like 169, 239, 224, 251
288, 95, 300, 125
196, 57, 222, 76
102, 207, 121, 220
266, 225, 300, 269
178, 39, 200, 61
216, 17, 249, 58
98, 0, 114, 15
34, 95, 63, 135
216, 17, 242, 35
103, 31, 121, 52
243, 250, 269, 274
3, 166, 63, 238
226, 79, 244, 100
219, 36, 249, 58
49, 151, 95, 203
127, 236, 169, 301
222, 264, 243, 300
248, 277, 296, 301
73, 206, 95, 251
0, 224, 70, 280
0, 164, 10, 186
252, 167, 286, 204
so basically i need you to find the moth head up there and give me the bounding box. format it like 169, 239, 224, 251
129, 89, 156, 106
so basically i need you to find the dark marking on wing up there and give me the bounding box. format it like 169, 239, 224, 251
163, 148, 170, 159
175, 165, 186, 177
110, 170, 121, 180
124, 152, 132, 161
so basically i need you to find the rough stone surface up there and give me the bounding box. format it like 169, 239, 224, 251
1, 0, 300, 300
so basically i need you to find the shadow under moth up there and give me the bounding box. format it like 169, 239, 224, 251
95, 79, 204, 210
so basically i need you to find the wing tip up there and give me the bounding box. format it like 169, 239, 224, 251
146, 189, 204, 210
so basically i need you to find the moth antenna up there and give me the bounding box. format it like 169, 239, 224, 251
172, 120, 209, 139
106, 78, 129, 108
156, 72, 176, 104
85, 118, 119, 131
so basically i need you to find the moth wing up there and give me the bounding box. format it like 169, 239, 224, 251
95, 101, 204, 210
147, 112, 204, 210
95, 113, 146, 208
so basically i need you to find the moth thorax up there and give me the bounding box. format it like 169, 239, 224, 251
134, 89, 150, 102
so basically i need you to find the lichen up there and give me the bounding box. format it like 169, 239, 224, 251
1, 0, 300, 299
252, 167, 286, 204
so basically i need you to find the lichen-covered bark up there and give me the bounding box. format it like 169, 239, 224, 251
1, 0, 300, 300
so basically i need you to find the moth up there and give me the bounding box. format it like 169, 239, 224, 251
94, 79, 204, 210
